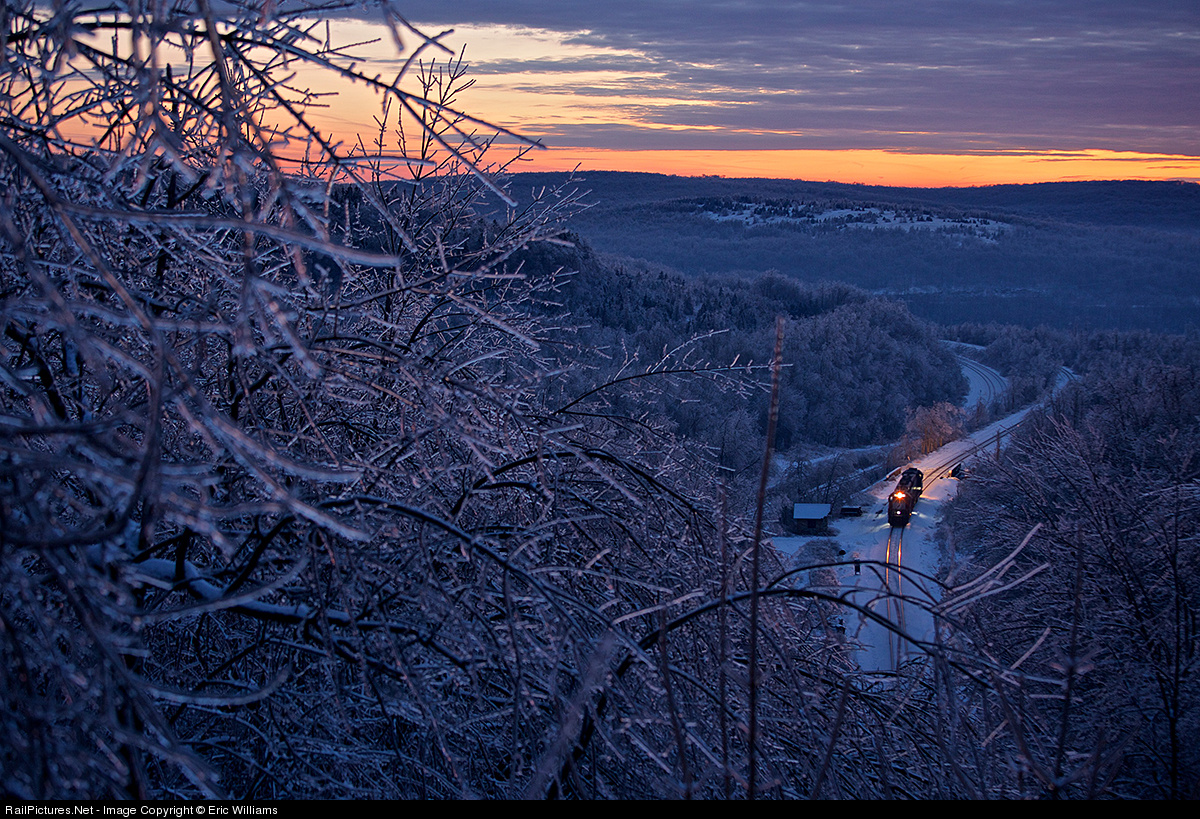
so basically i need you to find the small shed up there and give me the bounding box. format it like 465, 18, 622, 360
784, 502, 833, 534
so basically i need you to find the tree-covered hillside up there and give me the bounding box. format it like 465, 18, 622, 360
0, 4, 974, 799
942, 342, 1200, 798
511, 237, 966, 459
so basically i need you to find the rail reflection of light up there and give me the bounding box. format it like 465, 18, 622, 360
895, 526, 907, 666
883, 525, 902, 670
878, 515, 917, 671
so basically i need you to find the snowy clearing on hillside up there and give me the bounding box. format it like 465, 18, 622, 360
699, 201, 1007, 241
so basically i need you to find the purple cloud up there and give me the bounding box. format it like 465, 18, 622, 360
361, 1, 1200, 154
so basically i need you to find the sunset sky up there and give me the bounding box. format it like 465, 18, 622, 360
317, 1, 1200, 187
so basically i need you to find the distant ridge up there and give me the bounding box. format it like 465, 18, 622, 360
496, 172, 1200, 332
503, 171, 1200, 231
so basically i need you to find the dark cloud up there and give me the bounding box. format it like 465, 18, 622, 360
374, 1, 1200, 154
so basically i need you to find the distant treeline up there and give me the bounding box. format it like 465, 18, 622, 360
946, 320, 1200, 402
324, 182, 967, 466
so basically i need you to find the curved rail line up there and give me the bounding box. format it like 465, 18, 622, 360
876, 420, 1010, 670
956, 355, 1008, 407
872, 364, 1079, 672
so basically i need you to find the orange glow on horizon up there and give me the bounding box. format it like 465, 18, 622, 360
498, 146, 1200, 188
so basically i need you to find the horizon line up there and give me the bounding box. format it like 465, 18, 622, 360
486, 146, 1200, 188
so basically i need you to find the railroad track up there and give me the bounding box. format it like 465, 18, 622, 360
956, 354, 1008, 406
882, 524, 907, 669
872, 364, 1078, 672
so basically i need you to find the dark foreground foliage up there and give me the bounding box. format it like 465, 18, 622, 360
2, 1, 1192, 800
944, 356, 1200, 798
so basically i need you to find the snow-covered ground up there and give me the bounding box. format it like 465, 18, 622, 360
940, 341, 1008, 410
772, 418, 1015, 672
770, 363, 1074, 674
956, 355, 1007, 409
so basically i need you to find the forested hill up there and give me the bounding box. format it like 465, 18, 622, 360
495, 172, 1200, 332
512, 237, 966, 458
505, 173, 1200, 230
883, 179, 1200, 231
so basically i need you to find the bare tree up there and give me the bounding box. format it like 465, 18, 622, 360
904, 401, 965, 457
942, 367, 1200, 798
0, 0, 615, 797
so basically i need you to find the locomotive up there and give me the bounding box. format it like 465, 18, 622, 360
887, 468, 924, 526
